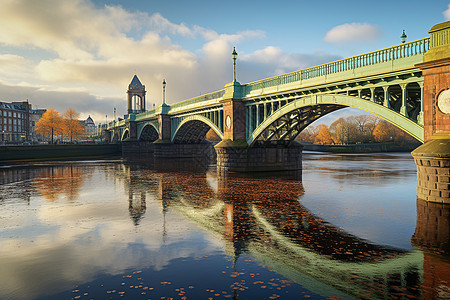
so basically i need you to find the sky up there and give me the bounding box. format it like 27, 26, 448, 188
0, 0, 448, 125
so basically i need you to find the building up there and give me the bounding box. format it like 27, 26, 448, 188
80, 115, 96, 138
30, 109, 47, 143
0, 101, 31, 143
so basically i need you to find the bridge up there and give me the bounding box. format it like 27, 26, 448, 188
102, 21, 450, 204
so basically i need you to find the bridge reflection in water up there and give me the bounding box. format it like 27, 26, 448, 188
0, 159, 448, 299
120, 157, 448, 299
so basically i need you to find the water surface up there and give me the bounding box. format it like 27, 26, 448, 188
0, 152, 448, 299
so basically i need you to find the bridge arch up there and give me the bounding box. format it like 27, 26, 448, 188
121, 129, 130, 141
138, 122, 159, 141
172, 115, 224, 143
248, 94, 424, 147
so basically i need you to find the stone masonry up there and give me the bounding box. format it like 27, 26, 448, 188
413, 21, 450, 204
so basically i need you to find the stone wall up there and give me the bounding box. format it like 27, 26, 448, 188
122, 141, 154, 156
153, 142, 215, 160
414, 155, 450, 203
216, 144, 303, 173
0, 144, 122, 161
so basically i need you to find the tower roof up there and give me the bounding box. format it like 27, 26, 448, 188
129, 75, 144, 90
85, 115, 94, 124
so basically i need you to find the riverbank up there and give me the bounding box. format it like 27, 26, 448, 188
302, 142, 421, 153
0, 144, 122, 161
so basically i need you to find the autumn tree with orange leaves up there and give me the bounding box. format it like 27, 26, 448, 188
314, 125, 333, 144
297, 125, 319, 143
63, 108, 85, 142
373, 121, 396, 142
296, 114, 418, 146
36, 108, 63, 144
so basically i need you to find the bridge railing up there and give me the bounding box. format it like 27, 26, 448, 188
169, 89, 225, 111
135, 109, 157, 121
243, 37, 430, 95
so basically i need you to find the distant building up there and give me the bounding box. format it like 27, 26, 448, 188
80, 115, 95, 138
30, 109, 47, 143
0, 101, 31, 143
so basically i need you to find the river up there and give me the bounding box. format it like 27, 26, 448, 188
0, 152, 448, 299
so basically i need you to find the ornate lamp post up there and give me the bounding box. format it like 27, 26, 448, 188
400, 30, 407, 43
162, 79, 167, 104
232, 47, 238, 82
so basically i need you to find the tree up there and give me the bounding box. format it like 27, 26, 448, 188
36, 108, 63, 144
371, 120, 418, 145
354, 115, 379, 142
373, 121, 396, 142
297, 124, 318, 143
330, 117, 357, 144
314, 124, 333, 144
63, 108, 85, 143
329, 118, 345, 143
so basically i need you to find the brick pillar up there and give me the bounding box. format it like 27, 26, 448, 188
157, 103, 171, 141
104, 130, 111, 143
127, 121, 137, 140
215, 82, 249, 171
219, 81, 246, 142
222, 99, 246, 141
215, 82, 303, 173
158, 114, 171, 140
412, 21, 450, 203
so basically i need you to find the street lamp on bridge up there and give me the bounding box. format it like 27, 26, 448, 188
232, 47, 238, 82
162, 79, 167, 105
400, 30, 407, 43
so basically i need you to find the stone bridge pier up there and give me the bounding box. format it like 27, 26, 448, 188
215, 82, 303, 173
412, 21, 450, 204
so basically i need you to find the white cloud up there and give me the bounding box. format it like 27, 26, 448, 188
0, 0, 341, 119
0, 81, 123, 122
324, 23, 381, 44
0, 54, 34, 79
444, 4, 450, 20
240, 47, 341, 80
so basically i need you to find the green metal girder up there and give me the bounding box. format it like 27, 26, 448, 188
171, 114, 224, 143
248, 94, 424, 146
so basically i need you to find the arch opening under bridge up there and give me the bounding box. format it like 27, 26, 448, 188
172, 115, 224, 144
138, 123, 159, 142
248, 94, 424, 147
